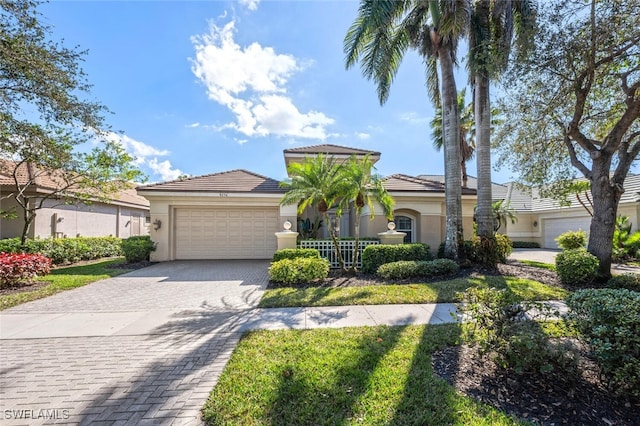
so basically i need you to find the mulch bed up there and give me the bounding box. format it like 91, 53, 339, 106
0, 280, 50, 296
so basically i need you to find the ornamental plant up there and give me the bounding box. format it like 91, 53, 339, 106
0, 253, 52, 287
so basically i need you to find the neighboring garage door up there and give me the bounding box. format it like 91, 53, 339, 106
174, 207, 279, 259
543, 216, 592, 248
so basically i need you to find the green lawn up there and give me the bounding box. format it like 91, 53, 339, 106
518, 260, 556, 271
202, 324, 528, 425
259, 275, 568, 308
0, 258, 134, 310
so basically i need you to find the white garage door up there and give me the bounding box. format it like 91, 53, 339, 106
174, 207, 279, 259
543, 216, 591, 249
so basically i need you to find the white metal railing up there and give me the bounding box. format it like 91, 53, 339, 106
299, 239, 379, 269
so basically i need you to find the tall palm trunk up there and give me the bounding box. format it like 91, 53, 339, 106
475, 74, 494, 238
440, 47, 463, 260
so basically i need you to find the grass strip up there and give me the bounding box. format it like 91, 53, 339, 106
259, 275, 568, 308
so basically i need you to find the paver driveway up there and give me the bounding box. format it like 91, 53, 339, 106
0, 260, 269, 425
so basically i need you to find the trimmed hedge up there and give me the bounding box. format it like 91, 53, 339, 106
556, 230, 587, 250
511, 241, 541, 249
555, 248, 599, 286
565, 288, 640, 397
272, 248, 320, 262
376, 259, 459, 280
268, 257, 329, 286
607, 273, 640, 291
121, 236, 156, 263
361, 243, 432, 274
0, 237, 124, 264
0, 253, 52, 287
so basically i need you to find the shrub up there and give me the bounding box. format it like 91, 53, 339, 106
121, 236, 156, 263
361, 243, 432, 274
12, 237, 124, 264
511, 241, 541, 248
0, 238, 23, 254
565, 288, 640, 397
556, 230, 587, 250
555, 248, 599, 286
458, 287, 577, 374
607, 273, 640, 291
465, 234, 513, 267
272, 248, 320, 262
268, 257, 329, 286
0, 253, 52, 287
376, 259, 458, 280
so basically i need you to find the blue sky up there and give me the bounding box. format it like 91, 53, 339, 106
40, 0, 516, 184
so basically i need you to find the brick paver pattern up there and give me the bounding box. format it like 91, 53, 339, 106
0, 260, 269, 425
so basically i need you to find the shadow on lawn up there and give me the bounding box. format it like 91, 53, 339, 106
266, 325, 407, 425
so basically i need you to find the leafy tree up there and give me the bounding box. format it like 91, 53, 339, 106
495, 0, 640, 278
0, 0, 143, 244
468, 0, 536, 240
431, 88, 475, 188
344, 0, 470, 260
340, 155, 394, 273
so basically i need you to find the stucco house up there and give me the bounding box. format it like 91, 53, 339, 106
423, 174, 640, 248
137, 144, 478, 262
1, 160, 150, 239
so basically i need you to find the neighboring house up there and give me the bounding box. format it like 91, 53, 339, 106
0, 161, 150, 240
424, 173, 640, 249
137, 144, 478, 261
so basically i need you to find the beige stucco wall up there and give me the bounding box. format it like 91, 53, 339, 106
503, 212, 541, 245
1, 196, 148, 239
140, 192, 287, 261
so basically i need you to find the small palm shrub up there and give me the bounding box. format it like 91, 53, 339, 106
555, 230, 586, 250
376, 259, 458, 280
555, 248, 598, 286
272, 248, 320, 262
565, 288, 640, 397
121, 236, 156, 263
269, 257, 329, 286
458, 287, 577, 374
361, 243, 432, 274
465, 234, 513, 267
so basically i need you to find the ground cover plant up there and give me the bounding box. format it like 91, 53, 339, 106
0, 258, 134, 310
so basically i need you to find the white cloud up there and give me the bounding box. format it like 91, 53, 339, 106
106, 132, 183, 182
235, 138, 248, 145
190, 20, 334, 140
185, 122, 200, 128
398, 112, 429, 126
355, 132, 371, 140
148, 158, 184, 182
238, 0, 260, 11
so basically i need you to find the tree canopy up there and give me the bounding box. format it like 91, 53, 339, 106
0, 0, 143, 243
495, 0, 640, 277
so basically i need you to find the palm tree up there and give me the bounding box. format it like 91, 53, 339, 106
344, 0, 470, 260
280, 154, 349, 270
468, 0, 536, 239
431, 88, 475, 188
491, 200, 517, 232
340, 155, 394, 273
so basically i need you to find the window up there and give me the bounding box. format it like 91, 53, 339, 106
394, 215, 414, 243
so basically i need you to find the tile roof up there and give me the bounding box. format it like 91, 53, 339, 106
418, 174, 507, 199
137, 169, 286, 193
384, 174, 477, 195
283, 144, 380, 156
0, 159, 149, 208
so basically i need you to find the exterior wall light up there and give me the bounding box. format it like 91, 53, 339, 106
283, 220, 292, 231
153, 218, 162, 231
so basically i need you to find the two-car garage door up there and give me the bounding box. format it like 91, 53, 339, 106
174, 207, 279, 259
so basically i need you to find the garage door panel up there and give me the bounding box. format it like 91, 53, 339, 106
175, 207, 278, 259
543, 216, 591, 249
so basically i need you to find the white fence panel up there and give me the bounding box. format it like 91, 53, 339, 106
299, 240, 379, 269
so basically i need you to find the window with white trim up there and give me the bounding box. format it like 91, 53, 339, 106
394, 215, 414, 243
